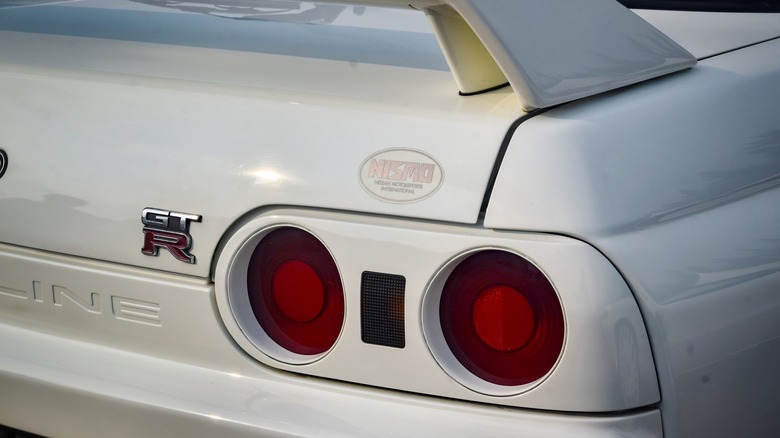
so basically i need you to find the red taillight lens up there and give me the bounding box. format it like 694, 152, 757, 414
472, 285, 535, 352
439, 251, 564, 387
247, 227, 344, 356
273, 260, 325, 324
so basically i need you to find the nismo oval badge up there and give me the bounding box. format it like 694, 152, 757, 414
359, 149, 444, 203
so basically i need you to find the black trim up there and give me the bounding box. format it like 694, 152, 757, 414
0, 425, 46, 438
0, 149, 7, 180
699, 35, 780, 61
479, 107, 555, 215
618, 0, 780, 12
459, 82, 510, 97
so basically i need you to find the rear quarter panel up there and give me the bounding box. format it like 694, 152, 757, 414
486, 38, 780, 437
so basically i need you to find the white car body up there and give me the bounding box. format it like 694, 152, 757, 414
0, 1, 778, 437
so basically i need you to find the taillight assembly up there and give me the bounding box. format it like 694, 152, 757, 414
230, 226, 345, 364
423, 250, 565, 394
220, 220, 563, 392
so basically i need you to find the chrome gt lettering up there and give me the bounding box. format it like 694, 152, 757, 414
0, 280, 161, 326
141, 207, 202, 264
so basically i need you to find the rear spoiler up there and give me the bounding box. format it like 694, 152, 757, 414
209, 0, 698, 111
331, 0, 697, 110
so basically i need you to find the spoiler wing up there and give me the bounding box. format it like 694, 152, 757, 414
427, 0, 697, 110
150, 0, 698, 111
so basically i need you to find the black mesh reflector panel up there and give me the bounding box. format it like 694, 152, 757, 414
361, 271, 406, 348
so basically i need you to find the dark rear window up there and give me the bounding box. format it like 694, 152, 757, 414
619, 1, 780, 12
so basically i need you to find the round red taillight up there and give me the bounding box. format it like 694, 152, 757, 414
438, 250, 564, 387
472, 285, 535, 352
272, 260, 325, 324
247, 227, 344, 356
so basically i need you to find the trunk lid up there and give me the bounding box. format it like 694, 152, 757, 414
0, 1, 521, 276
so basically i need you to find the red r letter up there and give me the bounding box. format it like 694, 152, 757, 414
142, 229, 196, 264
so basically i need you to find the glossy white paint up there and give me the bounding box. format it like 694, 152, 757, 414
0, 1, 755, 279
436, 0, 696, 110
0, 209, 658, 415
0, 1, 778, 436
486, 38, 780, 240
0, 243, 225, 365
485, 38, 780, 438
595, 182, 780, 438
0, 325, 663, 438
424, 5, 508, 94
213, 209, 659, 411
131, 0, 696, 110
0, 28, 518, 277
636, 10, 780, 59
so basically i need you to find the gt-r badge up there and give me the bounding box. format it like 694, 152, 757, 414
0, 149, 8, 179
141, 208, 202, 264
359, 149, 444, 203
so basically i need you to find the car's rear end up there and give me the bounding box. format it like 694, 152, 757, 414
1, 1, 778, 437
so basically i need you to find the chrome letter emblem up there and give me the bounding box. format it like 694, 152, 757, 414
141, 208, 202, 264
